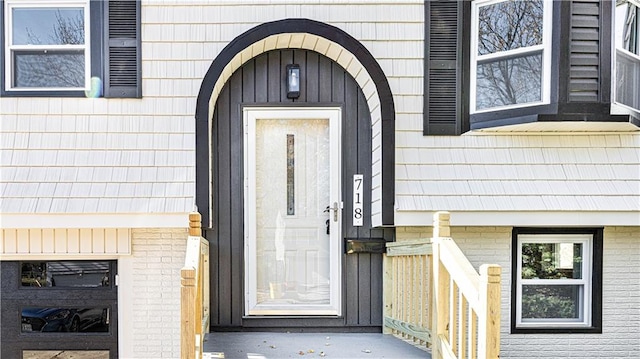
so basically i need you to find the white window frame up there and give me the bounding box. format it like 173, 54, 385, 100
4, 0, 91, 92
470, 0, 553, 114
515, 234, 593, 329
612, 0, 640, 114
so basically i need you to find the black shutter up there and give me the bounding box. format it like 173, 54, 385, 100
104, 0, 141, 98
423, 0, 469, 135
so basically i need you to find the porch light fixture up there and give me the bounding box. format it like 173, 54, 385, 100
286, 64, 300, 99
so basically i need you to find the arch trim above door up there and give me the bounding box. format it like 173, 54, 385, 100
195, 18, 395, 228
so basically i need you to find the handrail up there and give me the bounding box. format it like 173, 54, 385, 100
382, 211, 502, 359
431, 212, 501, 359
181, 212, 210, 359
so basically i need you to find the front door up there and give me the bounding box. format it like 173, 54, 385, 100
244, 107, 342, 316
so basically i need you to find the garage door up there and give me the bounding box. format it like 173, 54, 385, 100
1, 261, 118, 359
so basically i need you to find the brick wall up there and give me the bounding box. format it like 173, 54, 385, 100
397, 226, 640, 358
126, 228, 188, 358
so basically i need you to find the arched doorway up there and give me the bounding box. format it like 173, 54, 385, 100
196, 20, 396, 330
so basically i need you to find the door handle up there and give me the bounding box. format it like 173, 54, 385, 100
328, 202, 338, 222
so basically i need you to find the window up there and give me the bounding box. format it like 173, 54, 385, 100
0, 0, 141, 98
4, 1, 90, 92
470, 0, 552, 113
512, 228, 603, 333
614, 0, 640, 112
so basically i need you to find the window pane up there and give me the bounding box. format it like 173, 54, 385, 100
521, 242, 583, 280
616, 51, 640, 109
477, 0, 543, 55
12, 7, 85, 45
21, 261, 111, 288
522, 285, 583, 320
476, 53, 542, 110
22, 307, 109, 333
14, 51, 85, 88
616, 2, 639, 55
24, 351, 109, 359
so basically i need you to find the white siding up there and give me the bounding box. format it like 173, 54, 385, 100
397, 226, 640, 359
396, 134, 640, 220
0, 0, 423, 219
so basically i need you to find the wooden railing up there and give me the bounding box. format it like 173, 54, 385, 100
383, 237, 433, 347
383, 212, 501, 359
181, 212, 210, 359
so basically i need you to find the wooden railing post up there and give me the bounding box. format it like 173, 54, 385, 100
431, 211, 450, 359
478, 264, 501, 359
181, 266, 196, 359
189, 211, 202, 237
181, 211, 209, 359
382, 252, 393, 334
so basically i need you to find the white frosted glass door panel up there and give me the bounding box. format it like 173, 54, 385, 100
244, 108, 342, 316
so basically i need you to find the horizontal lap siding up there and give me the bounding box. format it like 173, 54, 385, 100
210, 49, 393, 328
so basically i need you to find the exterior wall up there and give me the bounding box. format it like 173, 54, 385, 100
0, 227, 188, 359
0, 0, 423, 216
121, 228, 188, 358
397, 226, 640, 358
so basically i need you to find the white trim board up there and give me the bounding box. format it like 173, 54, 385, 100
0, 213, 189, 229
395, 211, 640, 227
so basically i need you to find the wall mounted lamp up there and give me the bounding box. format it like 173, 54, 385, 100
286, 64, 300, 99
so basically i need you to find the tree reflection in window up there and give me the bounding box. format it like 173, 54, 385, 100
21, 261, 110, 288
10, 6, 86, 88
474, 0, 545, 110
615, 0, 640, 111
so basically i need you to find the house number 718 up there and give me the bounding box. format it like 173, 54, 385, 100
353, 174, 363, 226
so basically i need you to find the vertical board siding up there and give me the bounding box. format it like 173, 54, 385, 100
0, 228, 131, 255
210, 49, 393, 328
569, 0, 601, 102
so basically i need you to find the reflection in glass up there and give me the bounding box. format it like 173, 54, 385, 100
477, 0, 543, 55
616, 51, 640, 109
23, 350, 109, 359
615, 2, 640, 110
9, 6, 86, 89
476, 53, 542, 110
522, 285, 582, 320
521, 242, 583, 280
255, 119, 331, 307
12, 8, 85, 45
21, 261, 110, 288
22, 307, 109, 333
15, 51, 85, 88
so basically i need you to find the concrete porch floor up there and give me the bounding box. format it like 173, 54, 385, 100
203, 332, 431, 359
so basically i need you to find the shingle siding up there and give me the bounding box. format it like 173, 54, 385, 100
396, 134, 640, 213
0, 0, 423, 216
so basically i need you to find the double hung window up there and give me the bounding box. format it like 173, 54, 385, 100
470, 0, 552, 113
512, 229, 602, 333
4, 0, 91, 92
614, 0, 640, 112
1, 0, 140, 98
